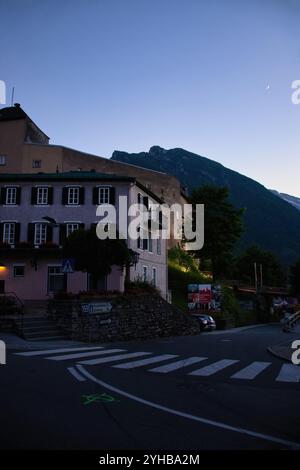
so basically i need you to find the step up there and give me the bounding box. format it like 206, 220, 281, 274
27, 335, 68, 341
16, 320, 57, 327
22, 329, 64, 337
23, 331, 66, 339
22, 331, 63, 338
21, 324, 59, 331
16, 318, 50, 323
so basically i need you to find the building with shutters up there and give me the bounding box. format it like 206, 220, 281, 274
0, 172, 168, 301
0, 104, 188, 250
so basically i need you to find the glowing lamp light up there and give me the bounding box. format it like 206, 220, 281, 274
0, 261, 7, 270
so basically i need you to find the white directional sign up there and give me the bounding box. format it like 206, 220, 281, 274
81, 302, 112, 315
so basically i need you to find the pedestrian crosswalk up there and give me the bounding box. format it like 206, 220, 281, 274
15, 346, 300, 384
189, 359, 239, 377
231, 361, 271, 380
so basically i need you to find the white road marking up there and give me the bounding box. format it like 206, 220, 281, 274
231, 362, 271, 380
149, 357, 207, 373
189, 359, 239, 376
67, 366, 86, 382
15, 346, 105, 356
77, 365, 300, 449
276, 364, 300, 383
46, 348, 125, 361
113, 354, 178, 369
79, 351, 151, 366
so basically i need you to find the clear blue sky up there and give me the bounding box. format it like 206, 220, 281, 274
1, 0, 299, 195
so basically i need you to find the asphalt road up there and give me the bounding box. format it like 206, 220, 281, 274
1, 324, 300, 450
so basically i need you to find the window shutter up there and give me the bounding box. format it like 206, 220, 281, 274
158, 211, 163, 230
143, 196, 149, 210
0, 188, 6, 205
28, 223, 35, 243
31, 187, 37, 205
15, 223, 21, 243
79, 187, 85, 205
62, 187, 68, 205
16, 187, 21, 205
90, 223, 97, 234
46, 225, 53, 242
92, 187, 98, 205
0, 223, 3, 242
109, 187, 115, 205
143, 238, 148, 250
59, 224, 67, 245
48, 187, 54, 205
79, 223, 85, 230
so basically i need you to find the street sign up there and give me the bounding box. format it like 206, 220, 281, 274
80, 302, 112, 315
62, 258, 75, 274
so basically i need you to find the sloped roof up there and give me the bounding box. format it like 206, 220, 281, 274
0, 104, 27, 121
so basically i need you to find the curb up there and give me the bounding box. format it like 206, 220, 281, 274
267, 345, 292, 363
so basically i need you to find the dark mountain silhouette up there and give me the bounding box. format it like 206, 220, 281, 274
112, 146, 300, 265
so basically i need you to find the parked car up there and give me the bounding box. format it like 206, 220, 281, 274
193, 314, 216, 331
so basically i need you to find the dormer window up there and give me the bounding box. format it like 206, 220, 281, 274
32, 160, 41, 169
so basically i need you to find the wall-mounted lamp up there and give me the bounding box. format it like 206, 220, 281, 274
0, 262, 7, 273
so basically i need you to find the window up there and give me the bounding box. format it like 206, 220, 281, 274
143, 266, 148, 283
3, 222, 15, 244
152, 267, 157, 286
157, 238, 161, 255
34, 223, 47, 245
6, 187, 17, 205
98, 187, 110, 204
13, 266, 24, 278
0, 155, 6, 166
67, 187, 80, 205
66, 223, 79, 237
47, 266, 66, 293
32, 160, 41, 169
37, 187, 48, 205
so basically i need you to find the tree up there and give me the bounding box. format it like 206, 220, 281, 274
235, 245, 286, 287
63, 228, 131, 283
189, 185, 244, 278
290, 259, 300, 295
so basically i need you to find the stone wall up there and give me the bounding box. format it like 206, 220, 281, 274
48, 294, 200, 342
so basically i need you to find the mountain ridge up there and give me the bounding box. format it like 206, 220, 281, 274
271, 190, 300, 211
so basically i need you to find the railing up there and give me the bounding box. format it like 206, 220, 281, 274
282, 310, 300, 332
0, 291, 25, 334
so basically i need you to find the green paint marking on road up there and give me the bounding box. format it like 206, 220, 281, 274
82, 393, 120, 405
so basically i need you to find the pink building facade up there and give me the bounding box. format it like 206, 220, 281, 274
0, 172, 168, 301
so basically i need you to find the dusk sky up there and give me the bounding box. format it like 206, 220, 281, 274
1, 0, 299, 195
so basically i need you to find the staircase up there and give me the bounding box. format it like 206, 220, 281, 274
16, 315, 68, 341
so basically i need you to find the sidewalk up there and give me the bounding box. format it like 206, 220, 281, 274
268, 325, 300, 363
